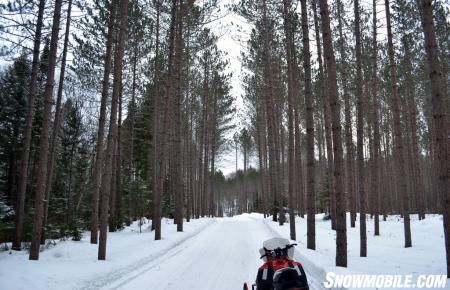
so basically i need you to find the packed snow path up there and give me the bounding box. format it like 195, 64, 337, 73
88, 215, 324, 290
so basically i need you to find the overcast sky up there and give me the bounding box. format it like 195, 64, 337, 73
208, 0, 254, 176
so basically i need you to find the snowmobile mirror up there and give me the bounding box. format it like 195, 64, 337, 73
259, 243, 298, 260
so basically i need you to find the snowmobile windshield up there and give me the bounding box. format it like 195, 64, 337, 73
259, 238, 295, 261
263, 238, 290, 250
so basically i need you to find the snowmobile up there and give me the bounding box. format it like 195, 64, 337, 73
243, 238, 309, 290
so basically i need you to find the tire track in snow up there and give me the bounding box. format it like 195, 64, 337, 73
80, 219, 216, 290
110, 216, 272, 290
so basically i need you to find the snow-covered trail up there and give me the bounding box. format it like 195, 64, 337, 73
96, 215, 323, 290
2, 214, 447, 290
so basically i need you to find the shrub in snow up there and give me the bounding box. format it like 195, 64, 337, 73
0, 198, 15, 249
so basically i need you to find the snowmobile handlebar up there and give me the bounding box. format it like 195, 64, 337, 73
260, 243, 297, 260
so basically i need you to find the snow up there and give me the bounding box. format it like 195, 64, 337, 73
0, 214, 448, 290
0, 218, 213, 290
267, 213, 449, 290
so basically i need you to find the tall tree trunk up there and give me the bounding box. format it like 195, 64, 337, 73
174, 1, 184, 231
354, 0, 367, 257
312, 0, 334, 229
261, 0, 280, 223
417, 0, 449, 277
301, 0, 315, 250
243, 145, 247, 212
184, 28, 192, 221
371, 0, 381, 236
202, 121, 210, 216
90, 0, 118, 244
403, 36, 425, 221
198, 126, 204, 218
319, 0, 347, 267
186, 76, 193, 221
41, 0, 73, 244
116, 85, 123, 228
129, 8, 137, 183
293, 47, 304, 218
277, 113, 285, 224
154, 0, 179, 240
12, 0, 45, 251
282, 0, 296, 240
109, 132, 117, 232
337, 0, 355, 228
98, 0, 129, 260
210, 90, 218, 217
29, 0, 63, 260
151, 0, 161, 231
257, 108, 267, 217
66, 121, 80, 228
199, 51, 210, 217
385, 0, 411, 248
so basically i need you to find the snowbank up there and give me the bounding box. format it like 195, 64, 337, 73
267, 213, 449, 290
0, 218, 214, 290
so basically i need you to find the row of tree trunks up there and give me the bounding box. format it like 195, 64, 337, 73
237, 0, 447, 271
153, 0, 196, 238
260, 0, 281, 223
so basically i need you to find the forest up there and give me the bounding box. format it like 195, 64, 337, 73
0, 0, 448, 281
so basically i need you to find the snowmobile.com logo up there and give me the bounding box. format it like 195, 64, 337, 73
323, 272, 447, 288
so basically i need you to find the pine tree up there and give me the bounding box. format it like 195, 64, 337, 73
29, 0, 63, 260
371, 0, 381, 236
319, 0, 347, 267
416, 0, 449, 277
89, 0, 118, 245
153, 0, 178, 240
98, 0, 129, 260
354, 0, 367, 257
12, 0, 45, 251
282, 0, 296, 240
41, 0, 74, 245
385, 0, 412, 248
301, 0, 315, 250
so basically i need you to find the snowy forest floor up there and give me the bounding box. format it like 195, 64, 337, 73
0, 214, 448, 290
